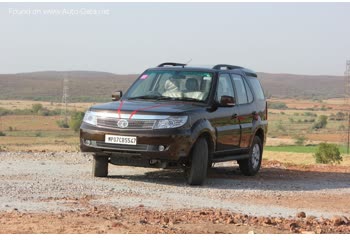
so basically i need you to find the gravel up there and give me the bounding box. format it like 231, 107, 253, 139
0, 152, 349, 218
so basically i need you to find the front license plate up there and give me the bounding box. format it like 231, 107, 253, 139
105, 135, 137, 145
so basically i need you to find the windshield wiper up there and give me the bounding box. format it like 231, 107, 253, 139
172, 97, 204, 103
127, 95, 161, 100
128, 95, 203, 102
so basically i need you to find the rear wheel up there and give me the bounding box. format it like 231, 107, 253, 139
185, 137, 208, 185
93, 155, 109, 177
238, 136, 262, 176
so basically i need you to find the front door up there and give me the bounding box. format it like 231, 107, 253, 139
211, 73, 241, 151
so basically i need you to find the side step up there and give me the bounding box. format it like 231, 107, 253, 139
212, 154, 249, 163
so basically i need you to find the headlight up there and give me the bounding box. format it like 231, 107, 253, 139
154, 116, 188, 129
83, 111, 97, 126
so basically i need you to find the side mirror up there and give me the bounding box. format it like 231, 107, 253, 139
112, 91, 122, 101
219, 95, 235, 107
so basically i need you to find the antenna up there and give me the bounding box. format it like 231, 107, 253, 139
185, 58, 192, 65
61, 76, 69, 126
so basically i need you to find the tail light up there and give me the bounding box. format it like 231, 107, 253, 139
265, 102, 268, 120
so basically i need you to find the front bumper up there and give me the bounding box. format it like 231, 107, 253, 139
80, 122, 194, 161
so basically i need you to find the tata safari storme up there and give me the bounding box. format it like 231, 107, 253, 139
80, 63, 268, 185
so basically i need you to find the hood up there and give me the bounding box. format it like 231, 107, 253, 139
90, 100, 203, 115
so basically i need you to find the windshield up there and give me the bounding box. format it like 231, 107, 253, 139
125, 70, 214, 102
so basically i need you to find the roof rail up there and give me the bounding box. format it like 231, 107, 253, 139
157, 62, 186, 67
213, 64, 257, 77
212, 64, 243, 70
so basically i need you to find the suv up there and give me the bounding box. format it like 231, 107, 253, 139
80, 63, 267, 185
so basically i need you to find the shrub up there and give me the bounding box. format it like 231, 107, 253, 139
314, 143, 343, 164
0, 131, 6, 136
35, 131, 42, 137
56, 120, 69, 128
32, 104, 43, 113
312, 115, 328, 129
38, 108, 50, 116
335, 112, 345, 121
69, 111, 84, 132
8, 126, 13, 131
338, 125, 346, 131
294, 135, 307, 146
268, 102, 288, 109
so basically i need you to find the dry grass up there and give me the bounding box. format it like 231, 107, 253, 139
263, 151, 350, 166
1, 115, 62, 131
268, 98, 348, 111
0, 100, 92, 112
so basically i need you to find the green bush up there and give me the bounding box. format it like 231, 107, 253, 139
268, 102, 288, 109
0, 131, 6, 136
69, 111, 84, 132
35, 131, 42, 137
32, 104, 43, 113
56, 120, 69, 128
294, 135, 307, 146
314, 143, 343, 164
312, 115, 328, 129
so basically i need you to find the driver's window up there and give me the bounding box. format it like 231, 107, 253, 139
216, 74, 235, 102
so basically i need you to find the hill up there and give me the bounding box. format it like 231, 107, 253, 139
0, 70, 344, 102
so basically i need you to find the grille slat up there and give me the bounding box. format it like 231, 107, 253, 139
97, 117, 155, 129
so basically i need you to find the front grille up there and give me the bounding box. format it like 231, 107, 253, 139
96, 141, 149, 151
97, 117, 155, 129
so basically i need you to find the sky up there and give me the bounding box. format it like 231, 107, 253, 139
0, 2, 349, 75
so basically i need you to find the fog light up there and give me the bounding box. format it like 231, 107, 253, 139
158, 145, 165, 151
85, 140, 91, 145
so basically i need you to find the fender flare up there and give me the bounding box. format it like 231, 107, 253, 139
190, 119, 216, 152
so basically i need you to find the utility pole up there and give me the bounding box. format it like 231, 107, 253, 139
61, 77, 69, 126
345, 60, 350, 154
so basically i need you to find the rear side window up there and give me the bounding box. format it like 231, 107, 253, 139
231, 74, 248, 104
247, 77, 265, 100
244, 79, 254, 103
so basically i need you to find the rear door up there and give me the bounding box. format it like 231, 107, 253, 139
231, 74, 255, 148
211, 73, 241, 151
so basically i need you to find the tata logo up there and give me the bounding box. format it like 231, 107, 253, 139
117, 119, 129, 128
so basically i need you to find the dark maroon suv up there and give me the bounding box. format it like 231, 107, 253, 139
80, 63, 268, 185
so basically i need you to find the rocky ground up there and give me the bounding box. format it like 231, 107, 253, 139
0, 152, 349, 234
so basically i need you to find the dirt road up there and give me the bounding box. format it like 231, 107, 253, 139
0, 152, 349, 233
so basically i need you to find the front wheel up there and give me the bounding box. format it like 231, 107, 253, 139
93, 155, 109, 177
238, 136, 262, 176
185, 137, 208, 185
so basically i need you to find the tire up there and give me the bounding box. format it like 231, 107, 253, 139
185, 137, 208, 185
93, 155, 109, 177
238, 136, 262, 176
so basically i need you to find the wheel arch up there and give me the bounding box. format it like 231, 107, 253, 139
253, 127, 265, 146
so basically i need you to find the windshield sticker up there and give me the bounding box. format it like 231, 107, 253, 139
140, 74, 148, 80
203, 76, 212, 81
